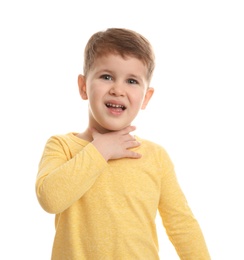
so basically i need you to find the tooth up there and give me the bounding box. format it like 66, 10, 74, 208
106, 103, 124, 108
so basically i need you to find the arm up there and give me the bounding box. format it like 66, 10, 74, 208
158, 167, 211, 259
36, 126, 141, 214
36, 136, 108, 214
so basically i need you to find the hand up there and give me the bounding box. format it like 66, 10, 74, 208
91, 126, 142, 161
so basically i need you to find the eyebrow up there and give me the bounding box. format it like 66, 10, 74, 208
95, 69, 114, 75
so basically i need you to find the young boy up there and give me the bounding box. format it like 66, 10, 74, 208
36, 28, 210, 259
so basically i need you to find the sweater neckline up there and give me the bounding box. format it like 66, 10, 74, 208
68, 132, 90, 146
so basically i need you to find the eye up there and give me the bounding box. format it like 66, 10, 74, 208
101, 74, 112, 80
127, 78, 138, 84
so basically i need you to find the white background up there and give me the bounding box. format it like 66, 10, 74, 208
0, 0, 243, 259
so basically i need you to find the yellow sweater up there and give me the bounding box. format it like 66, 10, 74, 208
36, 133, 210, 259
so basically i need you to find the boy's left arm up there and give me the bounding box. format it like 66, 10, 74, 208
158, 167, 211, 259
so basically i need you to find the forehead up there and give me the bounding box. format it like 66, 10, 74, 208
91, 54, 147, 75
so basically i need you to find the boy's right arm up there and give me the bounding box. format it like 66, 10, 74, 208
36, 126, 141, 214
36, 136, 108, 214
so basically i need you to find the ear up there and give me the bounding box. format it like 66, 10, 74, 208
141, 87, 154, 110
78, 74, 88, 100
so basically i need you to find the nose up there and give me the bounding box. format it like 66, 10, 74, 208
109, 82, 125, 96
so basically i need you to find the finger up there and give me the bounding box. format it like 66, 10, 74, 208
120, 125, 137, 135
124, 140, 141, 149
125, 150, 142, 159
122, 132, 139, 143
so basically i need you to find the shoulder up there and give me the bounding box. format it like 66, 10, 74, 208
43, 132, 88, 153
131, 136, 175, 176
136, 136, 168, 154
136, 136, 174, 169
41, 133, 90, 160
46, 132, 88, 146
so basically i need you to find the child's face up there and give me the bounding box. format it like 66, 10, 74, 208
79, 54, 154, 132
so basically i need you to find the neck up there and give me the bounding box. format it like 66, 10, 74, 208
76, 129, 93, 142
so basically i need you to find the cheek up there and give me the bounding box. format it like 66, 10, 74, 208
131, 94, 145, 109
87, 85, 100, 99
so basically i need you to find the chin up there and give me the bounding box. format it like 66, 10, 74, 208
106, 126, 125, 132
102, 123, 130, 132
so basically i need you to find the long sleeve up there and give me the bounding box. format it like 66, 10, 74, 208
36, 135, 108, 214
36, 134, 210, 259
158, 166, 211, 259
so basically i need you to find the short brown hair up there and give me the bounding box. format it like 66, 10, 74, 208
83, 28, 155, 81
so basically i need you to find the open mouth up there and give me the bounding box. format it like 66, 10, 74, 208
105, 103, 126, 111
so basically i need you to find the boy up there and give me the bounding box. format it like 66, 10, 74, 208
36, 28, 210, 259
